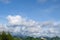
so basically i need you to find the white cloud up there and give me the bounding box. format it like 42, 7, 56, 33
7, 15, 24, 25
7, 15, 38, 26
0, 15, 60, 37
6, 15, 60, 37
0, 24, 8, 32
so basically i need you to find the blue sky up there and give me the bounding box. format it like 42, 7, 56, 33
0, 0, 60, 37
0, 0, 60, 24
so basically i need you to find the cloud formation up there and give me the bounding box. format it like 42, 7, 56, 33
0, 15, 60, 37
7, 15, 38, 26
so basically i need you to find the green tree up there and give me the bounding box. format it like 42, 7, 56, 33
0, 31, 14, 40
7, 32, 14, 40
1, 31, 8, 40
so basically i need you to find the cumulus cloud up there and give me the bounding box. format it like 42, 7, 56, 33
0, 15, 60, 37
6, 15, 60, 37
7, 15, 38, 26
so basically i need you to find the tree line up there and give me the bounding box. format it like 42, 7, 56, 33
0, 31, 60, 40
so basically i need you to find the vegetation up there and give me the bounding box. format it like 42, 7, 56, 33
0, 31, 60, 40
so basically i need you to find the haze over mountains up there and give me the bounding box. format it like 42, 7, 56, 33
0, 15, 60, 38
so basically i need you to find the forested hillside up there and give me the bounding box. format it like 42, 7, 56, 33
0, 31, 60, 40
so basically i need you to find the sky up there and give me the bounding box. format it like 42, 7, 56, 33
0, 0, 60, 37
